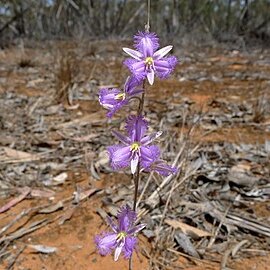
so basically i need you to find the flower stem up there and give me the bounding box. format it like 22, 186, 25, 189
129, 80, 146, 270
132, 163, 140, 211
138, 80, 146, 115
145, 0, 151, 33
133, 80, 145, 211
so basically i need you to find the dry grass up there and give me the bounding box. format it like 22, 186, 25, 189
55, 51, 78, 104
17, 58, 34, 68
253, 93, 269, 123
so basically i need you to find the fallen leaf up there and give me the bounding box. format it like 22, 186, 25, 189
76, 188, 98, 201
39, 201, 64, 214
58, 206, 76, 225
28, 244, 57, 254
0, 187, 31, 213
53, 172, 68, 184
2, 147, 40, 163
31, 189, 55, 198
165, 219, 211, 238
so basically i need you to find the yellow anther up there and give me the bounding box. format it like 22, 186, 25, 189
115, 93, 126, 100
117, 231, 127, 240
145, 57, 153, 66
130, 142, 140, 151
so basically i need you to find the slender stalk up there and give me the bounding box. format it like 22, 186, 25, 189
138, 81, 146, 115
129, 1, 150, 268
132, 163, 140, 211
129, 80, 146, 270
133, 79, 146, 211
145, 0, 151, 33
129, 254, 133, 270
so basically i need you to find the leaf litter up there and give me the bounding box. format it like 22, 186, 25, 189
0, 42, 269, 270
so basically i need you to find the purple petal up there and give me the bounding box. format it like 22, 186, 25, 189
117, 205, 136, 232
99, 88, 129, 118
155, 56, 178, 79
134, 31, 159, 56
123, 236, 137, 259
95, 232, 117, 256
99, 88, 122, 108
148, 160, 178, 176
141, 131, 163, 145
125, 115, 148, 142
153, 45, 173, 60
112, 130, 131, 145
108, 145, 131, 170
127, 223, 146, 235
130, 153, 139, 174
106, 99, 128, 118
124, 59, 146, 81
147, 69, 155, 85
124, 76, 143, 95
114, 240, 125, 261
122, 48, 143, 60
131, 61, 147, 74
140, 145, 160, 168
128, 89, 144, 96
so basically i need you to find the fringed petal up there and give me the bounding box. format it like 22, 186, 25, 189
134, 31, 159, 56
140, 145, 160, 169
123, 236, 137, 259
95, 232, 117, 256
155, 56, 178, 79
108, 145, 131, 170
125, 115, 148, 142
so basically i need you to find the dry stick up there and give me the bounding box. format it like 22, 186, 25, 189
136, 171, 153, 207
155, 169, 180, 243
0, 219, 48, 245
145, 143, 184, 208
137, 127, 174, 207
6, 245, 26, 270
207, 204, 231, 249
146, 108, 206, 208
154, 115, 206, 245
0, 209, 31, 237
167, 248, 215, 265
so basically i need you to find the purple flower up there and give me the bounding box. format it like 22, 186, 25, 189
108, 115, 161, 174
95, 205, 145, 261
145, 159, 178, 176
99, 76, 143, 118
123, 31, 178, 85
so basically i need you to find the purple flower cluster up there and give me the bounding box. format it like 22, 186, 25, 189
99, 31, 177, 116
123, 32, 177, 85
108, 115, 176, 176
99, 76, 143, 118
95, 205, 145, 261
95, 31, 178, 261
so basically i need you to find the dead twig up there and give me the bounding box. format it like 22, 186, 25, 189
6, 245, 26, 270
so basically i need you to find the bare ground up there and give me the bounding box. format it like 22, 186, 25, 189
0, 40, 269, 270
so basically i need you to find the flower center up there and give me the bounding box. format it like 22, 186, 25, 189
115, 93, 126, 100
117, 231, 127, 240
130, 142, 140, 151
145, 57, 154, 66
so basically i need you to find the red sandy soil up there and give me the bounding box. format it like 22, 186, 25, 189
0, 42, 269, 270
